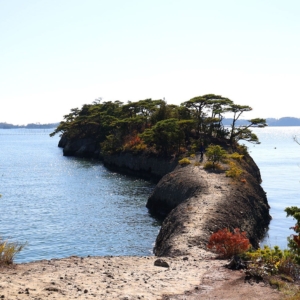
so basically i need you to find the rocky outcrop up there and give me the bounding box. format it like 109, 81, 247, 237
58, 134, 271, 257
148, 157, 271, 257
146, 167, 208, 216
58, 135, 177, 180
102, 152, 178, 181
58, 136, 99, 158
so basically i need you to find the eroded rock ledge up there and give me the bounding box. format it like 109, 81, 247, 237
148, 160, 271, 257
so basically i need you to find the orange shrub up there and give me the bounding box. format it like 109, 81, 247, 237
123, 135, 147, 151
207, 228, 250, 258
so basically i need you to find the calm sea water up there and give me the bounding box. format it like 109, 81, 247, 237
0, 129, 159, 263
0, 127, 299, 263
245, 127, 300, 249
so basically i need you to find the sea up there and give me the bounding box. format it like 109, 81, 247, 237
245, 127, 300, 249
0, 126, 299, 263
0, 128, 159, 263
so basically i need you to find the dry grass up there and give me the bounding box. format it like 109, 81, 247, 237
0, 238, 25, 266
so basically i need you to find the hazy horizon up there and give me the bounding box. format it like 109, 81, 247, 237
1, 1, 300, 124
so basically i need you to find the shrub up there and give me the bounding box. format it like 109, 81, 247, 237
178, 158, 191, 165
244, 245, 289, 275
236, 144, 248, 155
205, 145, 227, 168
228, 152, 244, 161
123, 135, 147, 152
204, 161, 222, 170
207, 228, 250, 258
226, 161, 243, 179
189, 153, 196, 158
285, 206, 300, 264
0, 238, 25, 265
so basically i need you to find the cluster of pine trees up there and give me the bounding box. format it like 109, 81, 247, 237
51, 94, 266, 156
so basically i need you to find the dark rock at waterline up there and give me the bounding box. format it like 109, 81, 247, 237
58, 135, 177, 180
102, 152, 178, 181
58, 135, 99, 158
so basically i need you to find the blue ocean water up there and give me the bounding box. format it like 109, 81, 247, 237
0, 129, 159, 262
0, 127, 299, 263
245, 127, 300, 249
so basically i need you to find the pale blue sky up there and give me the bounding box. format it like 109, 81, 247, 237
1, 0, 299, 124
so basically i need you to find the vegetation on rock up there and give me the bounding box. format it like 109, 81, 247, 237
50, 94, 266, 157
178, 158, 191, 165
207, 205, 300, 296
204, 145, 227, 169
207, 228, 250, 258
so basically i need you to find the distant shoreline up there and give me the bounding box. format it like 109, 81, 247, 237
1, 117, 300, 128
0, 122, 59, 129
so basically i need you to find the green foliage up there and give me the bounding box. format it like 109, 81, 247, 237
225, 103, 267, 144
236, 144, 249, 155
178, 158, 191, 165
0, 237, 25, 265
226, 161, 243, 179
207, 228, 250, 258
228, 152, 244, 161
205, 145, 227, 166
101, 134, 122, 154
285, 206, 300, 264
140, 118, 185, 155
244, 245, 290, 275
182, 94, 233, 137
50, 94, 265, 156
239, 208, 300, 286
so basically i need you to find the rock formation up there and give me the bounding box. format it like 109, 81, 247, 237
57, 135, 271, 257
148, 159, 270, 257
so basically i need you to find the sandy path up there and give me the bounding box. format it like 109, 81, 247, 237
0, 253, 282, 300
1, 253, 225, 300
159, 164, 233, 257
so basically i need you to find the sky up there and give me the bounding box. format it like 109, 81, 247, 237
1, 0, 300, 125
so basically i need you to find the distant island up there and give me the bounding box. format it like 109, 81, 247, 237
222, 117, 300, 126
0, 122, 59, 129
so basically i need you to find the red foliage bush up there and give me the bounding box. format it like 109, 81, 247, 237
207, 228, 250, 258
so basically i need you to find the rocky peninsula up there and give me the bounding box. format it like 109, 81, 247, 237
59, 136, 271, 252
3, 93, 281, 298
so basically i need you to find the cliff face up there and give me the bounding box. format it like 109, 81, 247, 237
102, 152, 178, 181
58, 136, 178, 180
58, 136, 99, 158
